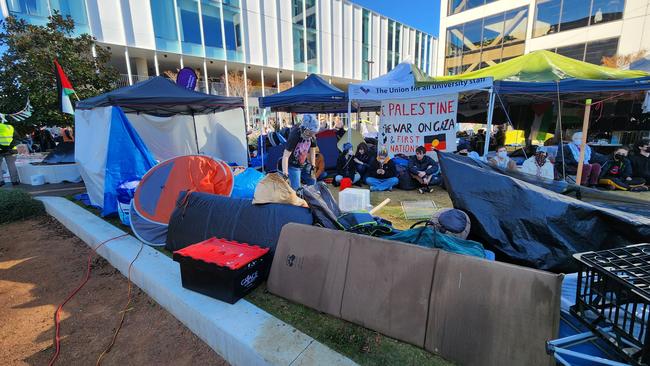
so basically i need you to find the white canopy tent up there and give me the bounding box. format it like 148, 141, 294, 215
347, 62, 494, 156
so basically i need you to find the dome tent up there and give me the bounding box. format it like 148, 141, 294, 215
75, 77, 247, 214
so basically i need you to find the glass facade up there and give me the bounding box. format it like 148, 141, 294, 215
151, 0, 181, 53
291, 0, 317, 73
387, 20, 395, 71
222, 0, 242, 62
550, 37, 619, 64
445, 6, 528, 75
177, 0, 203, 56
448, 0, 497, 16
394, 24, 401, 66
362, 9, 371, 79
292, 0, 306, 71
533, 0, 625, 38
7, 0, 89, 34
305, 0, 318, 73
201, 0, 225, 60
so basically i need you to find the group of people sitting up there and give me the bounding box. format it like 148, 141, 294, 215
482, 131, 650, 191
280, 115, 442, 193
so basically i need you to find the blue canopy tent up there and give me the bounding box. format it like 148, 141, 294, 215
258, 74, 352, 113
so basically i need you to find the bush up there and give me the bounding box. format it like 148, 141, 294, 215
0, 189, 45, 224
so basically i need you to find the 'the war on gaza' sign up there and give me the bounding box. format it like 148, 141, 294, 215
379, 94, 459, 155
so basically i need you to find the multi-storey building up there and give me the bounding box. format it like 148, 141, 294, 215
1, 0, 437, 123
437, 0, 650, 76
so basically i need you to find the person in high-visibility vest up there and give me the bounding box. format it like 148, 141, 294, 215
0, 122, 20, 186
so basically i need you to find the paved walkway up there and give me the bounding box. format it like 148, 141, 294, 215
0, 182, 86, 197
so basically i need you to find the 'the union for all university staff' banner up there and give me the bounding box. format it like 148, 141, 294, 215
379, 94, 458, 155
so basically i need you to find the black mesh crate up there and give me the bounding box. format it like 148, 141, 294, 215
571, 243, 650, 365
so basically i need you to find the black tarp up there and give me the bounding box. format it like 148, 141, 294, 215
437, 151, 650, 272
40, 142, 75, 164
166, 192, 313, 253
76, 77, 244, 116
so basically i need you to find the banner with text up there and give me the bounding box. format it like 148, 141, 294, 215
379, 94, 459, 155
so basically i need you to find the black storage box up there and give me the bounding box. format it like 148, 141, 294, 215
173, 237, 272, 304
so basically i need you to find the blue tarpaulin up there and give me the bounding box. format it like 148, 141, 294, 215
102, 107, 157, 216
77, 77, 244, 116
259, 74, 354, 113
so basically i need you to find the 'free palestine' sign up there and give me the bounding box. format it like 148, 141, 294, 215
379, 94, 459, 155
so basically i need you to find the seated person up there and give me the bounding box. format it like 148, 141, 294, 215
555, 132, 601, 186
521, 146, 554, 180
314, 148, 326, 181
365, 148, 399, 192
599, 147, 647, 191
630, 138, 650, 184
335, 143, 360, 185
353, 142, 371, 178
456, 141, 481, 160
488, 146, 517, 171
408, 146, 441, 194
281, 114, 318, 190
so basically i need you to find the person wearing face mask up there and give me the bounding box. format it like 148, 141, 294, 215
488, 146, 517, 171
630, 138, 650, 184
556, 132, 602, 186
408, 146, 441, 194
521, 146, 554, 180
365, 148, 399, 191
334, 142, 360, 185
598, 147, 646, 191
282, 114, 319, 190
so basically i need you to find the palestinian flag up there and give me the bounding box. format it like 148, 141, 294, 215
54, 60, 75, 115
424, 133, 447, 151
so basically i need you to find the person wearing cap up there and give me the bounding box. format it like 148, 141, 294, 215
521, 146, 554, 180
365, 148, 399, 191
334, 142, 360, 185
555, 132, 602, 186
408, 146, 441, 194
282, 114, 319, 190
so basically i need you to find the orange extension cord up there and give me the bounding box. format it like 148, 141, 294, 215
47, 233, 129, 366
95, 241, 144, 366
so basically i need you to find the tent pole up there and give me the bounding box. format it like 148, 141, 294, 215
347, 100, 352, 144
574, 99, 592, 186
192, 113, 200, 155
483, 88, 496, 158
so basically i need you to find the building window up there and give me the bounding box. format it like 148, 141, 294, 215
50, 0, 90, 34
201, 0, 225, 60
151, 0, 181, 53
448, 0, 497, 16
305, 0, 318, 73
177, 0, 203, 56
444, 6, 528, 75
387, 19, 395, 71
292, 0, 306, 72
291, 0, 317, 73
395, 24, 401, 65
533, 0, 625, 38
362, 9, 371, 79
223, 0, 242, 61
549, 37, 619, 64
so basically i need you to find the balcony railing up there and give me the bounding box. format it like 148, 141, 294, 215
117, 75, 276, 97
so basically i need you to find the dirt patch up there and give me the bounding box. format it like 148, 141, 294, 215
0, 217, 228, 366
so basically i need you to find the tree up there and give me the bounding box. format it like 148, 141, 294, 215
601, 50, 647, 69
0, 13, 118, 132
222, 71, 252, 97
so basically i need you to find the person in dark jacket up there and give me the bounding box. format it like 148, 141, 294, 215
598, 147, 646, 191
334, 142, 360, 185
353, 142, 371, 178
408, 146, 441, 194
365, 148, 399, 191
630, 138, 650, 184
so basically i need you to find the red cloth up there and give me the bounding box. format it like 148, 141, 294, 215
339, 177, 353, 191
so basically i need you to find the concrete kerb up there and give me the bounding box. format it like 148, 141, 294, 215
36, 196, 357, 366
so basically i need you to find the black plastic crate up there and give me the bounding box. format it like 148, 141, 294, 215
571, 243, 650, 365
173, 238, 272, 304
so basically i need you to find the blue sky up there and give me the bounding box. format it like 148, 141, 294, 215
351, 0, 440, 36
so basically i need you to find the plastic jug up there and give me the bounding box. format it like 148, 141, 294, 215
338, 188, 371, 212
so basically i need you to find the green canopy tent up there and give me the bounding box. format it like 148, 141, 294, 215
414, 51, 650, 166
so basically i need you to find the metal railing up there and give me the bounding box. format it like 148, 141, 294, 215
117, 74, 279, 98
